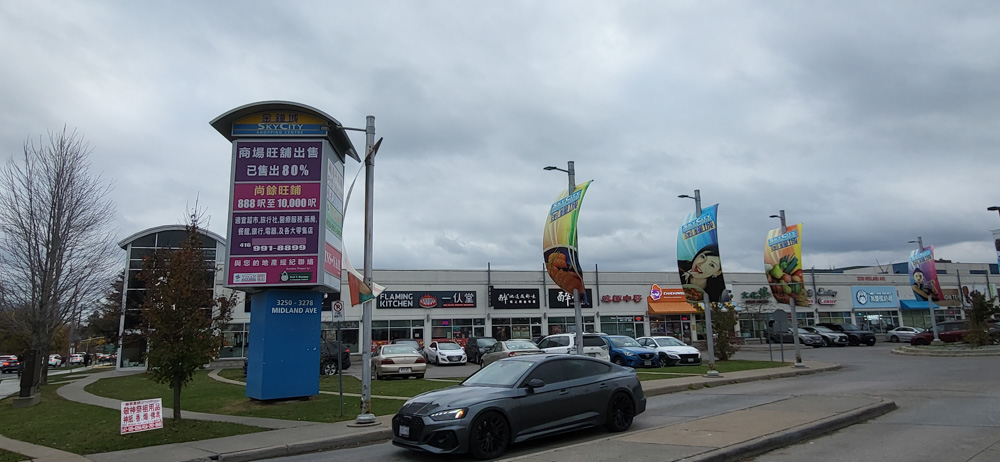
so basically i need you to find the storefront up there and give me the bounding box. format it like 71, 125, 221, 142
645, 285, 698, 343
220, 322, 249, 359
490, 317, 542, 341
850, 286, 901, 333
600, 315, 646, 337
322, 321, 360, 353
430, 318, 486, 347
546, 316, 597, 335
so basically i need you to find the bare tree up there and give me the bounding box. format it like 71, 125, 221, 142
0, 128, 117, 390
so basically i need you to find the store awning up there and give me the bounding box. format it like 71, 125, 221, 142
647, 285, 699, 315
900, 299, 940, 310
648, 300, 698, 315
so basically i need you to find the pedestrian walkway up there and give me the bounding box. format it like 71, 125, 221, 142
0, 361, 897, 462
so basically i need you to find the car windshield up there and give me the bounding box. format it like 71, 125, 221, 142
394, 340, 419, 347
478, 338, 498, 347
383, 346, 418, 355
438, 342, 462, 350
655, 337, 687, 347
838, 324, 860, 331
812, 326, 835, 333
609, 337, 642, 347
505, 341, 538, 351
463, 360, 534, 387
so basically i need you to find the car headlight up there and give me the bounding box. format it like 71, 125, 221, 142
667, 353, 680, 359
429, 408, 467, 421
622, 351, 635, 357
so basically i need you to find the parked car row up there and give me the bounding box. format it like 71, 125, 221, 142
0, 355, 19, 373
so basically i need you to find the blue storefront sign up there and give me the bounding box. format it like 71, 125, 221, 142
851, 286, 898, 309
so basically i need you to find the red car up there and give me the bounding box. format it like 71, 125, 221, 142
909, 320, 1000, 345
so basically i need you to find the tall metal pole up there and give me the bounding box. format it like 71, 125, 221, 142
776, 211, 804, 367
914, 237, 941, 344
356, 115, 377, 425
567, 162, 584, 355
685, 190, 717, 376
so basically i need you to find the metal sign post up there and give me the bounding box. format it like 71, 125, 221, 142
333, 300, 344, 417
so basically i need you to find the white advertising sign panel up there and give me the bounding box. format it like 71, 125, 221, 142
121, 398, 164, 435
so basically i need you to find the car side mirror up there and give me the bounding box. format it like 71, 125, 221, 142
525, 378, 545, 390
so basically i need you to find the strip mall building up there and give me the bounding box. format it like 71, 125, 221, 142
116, 226, 999, 366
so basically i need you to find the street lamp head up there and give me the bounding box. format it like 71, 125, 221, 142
907, 240, 918, 244
769, 215, 780, 218
988, 206, 1000, 211
678, 194, 692, 199
543, 166, 559, 171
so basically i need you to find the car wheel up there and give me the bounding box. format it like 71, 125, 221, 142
657, 354, 670, 368
321, 362, 338, 376
866, 338, 877, 346
605, 392, 635, 432
848, 337, 859, 346
890, 336, 899, 343
468, 411, 510, 460
613, 357, 625, 366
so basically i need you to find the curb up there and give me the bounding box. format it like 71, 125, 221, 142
215, 427, 393, 462
681, 399, 898, 462
890, 346, 1000, 357
643, 363, 842, 397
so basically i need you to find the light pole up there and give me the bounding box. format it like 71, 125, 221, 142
543, 161, 584, 355
769, 210, 804, 368
908, 237, 942, 345
678, 190, 719, 377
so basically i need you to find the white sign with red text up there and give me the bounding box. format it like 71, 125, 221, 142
120, 398, 164, 435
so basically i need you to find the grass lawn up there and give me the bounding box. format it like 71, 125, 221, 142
0, 383, 263, 455
636, 360, 788, 381
216, 368, 460, 398
0, 448, 28, 462
86, 371, 407, 422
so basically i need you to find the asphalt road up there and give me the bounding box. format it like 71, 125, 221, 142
262, 341, 1000, 462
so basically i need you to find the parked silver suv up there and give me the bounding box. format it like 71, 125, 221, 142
536, 333, 611, 361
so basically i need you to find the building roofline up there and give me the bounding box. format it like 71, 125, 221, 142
118, 225, 226, 249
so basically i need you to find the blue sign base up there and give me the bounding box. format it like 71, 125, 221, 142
246, 290, 323, 400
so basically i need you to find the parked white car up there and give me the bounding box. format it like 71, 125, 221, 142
536, 333, 610, 362
885, 326, 925, 343
636, 336, 702, 367
48, 354, 63, 368
69, 353, 84, 365
423, 340, 467, 365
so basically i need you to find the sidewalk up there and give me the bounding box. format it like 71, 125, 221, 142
2, 361, 897, 462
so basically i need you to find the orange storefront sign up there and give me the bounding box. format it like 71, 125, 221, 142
647, 284, 698, 315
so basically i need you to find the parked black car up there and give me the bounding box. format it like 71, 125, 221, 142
242, 340, 353, 377
320, 340, 352, 375
0, 355, 20, 374
464, 336, 498, 364
815, 322, 877, 346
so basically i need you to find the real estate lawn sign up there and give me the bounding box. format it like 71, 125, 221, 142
121, 398, 164, 435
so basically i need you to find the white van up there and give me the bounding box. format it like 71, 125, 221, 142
536, 333, 611, 362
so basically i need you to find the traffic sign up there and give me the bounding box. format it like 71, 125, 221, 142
332, 300, 345, 321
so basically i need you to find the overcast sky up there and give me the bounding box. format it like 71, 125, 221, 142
2, 2, 998, 275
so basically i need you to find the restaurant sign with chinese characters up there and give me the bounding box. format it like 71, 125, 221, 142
120, 398, 163, 435
225, 138, 344, 290
740, 287, 772, 304
600, 294, 643, 303
548, 288, 595, 308
377, 291, 478, 309
489, 288, 540, 309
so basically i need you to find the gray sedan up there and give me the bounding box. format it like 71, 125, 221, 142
885, 326, 925, 343
391, 354, 646, 459
479, 340, 544, 367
